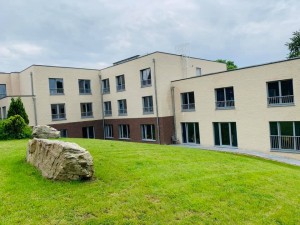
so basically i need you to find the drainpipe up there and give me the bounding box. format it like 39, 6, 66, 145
152, 58, 161, 144
30, 72, 38, 126
171, 86, 177, 141
99, 73, 105, 139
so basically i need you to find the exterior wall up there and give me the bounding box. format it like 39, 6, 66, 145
172, 58, 300, 159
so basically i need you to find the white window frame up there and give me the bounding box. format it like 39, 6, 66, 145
119, 124, 130, 139
81, 103, 93, 118
51, 104, 66, 120
104, 124, 113, 138
79, 79, 91, 94
141, 124, 156, 141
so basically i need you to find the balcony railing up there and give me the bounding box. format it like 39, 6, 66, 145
79, 88, 91, 94
268, 95, 294, 105
141, 79, 152, 87
270, 135, 300, 152
216, 100, 235, 109
118, 109, 127, 115
50, 88, 64, 95
81, 111, 93, 117
143, 107, 153, 114
116, 84, 125, 91
181, 103, 195, 111
102, 87, 110, 94
104, 110, 112, 116
52, 113, 66, 120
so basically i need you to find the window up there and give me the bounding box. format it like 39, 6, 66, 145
270, 122, 300, 152
141, 124, 156, 141
196, 67, 202, 76
60, 129, 68, 138
79, 79, 91, 94
0, 84, 6, 99
81, 103, 93, 118
118, 99, 127, 116
82, 126, 95, 138
49, 78, 64, 95
140, 68, 151, 87
119, 124, 130, 139
102, 79, 110, 94
267, 79, 294, 105
104, 101, 112, 116
181, 92, 195, 111
104, 124, 113, 138
181, 123, 200, 144
213, 122, 238, 147
51, 104, 66, 120
142, 96, 153, 114
116, 75, 125, 92
215, 87, 235, 109
1, 106, 6, 120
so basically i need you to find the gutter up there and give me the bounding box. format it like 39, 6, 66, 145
153, 58, 161, 144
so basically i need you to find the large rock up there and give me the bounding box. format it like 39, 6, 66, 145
32, 125, 60, 139
27, 138, 94, 181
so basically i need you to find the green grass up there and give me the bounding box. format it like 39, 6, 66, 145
0, 138, 299, 225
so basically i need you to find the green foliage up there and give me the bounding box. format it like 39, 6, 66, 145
7, 97, 29, 124
286, 30, 300, 59
216, 59, 238, 70
0, 115, 32, 140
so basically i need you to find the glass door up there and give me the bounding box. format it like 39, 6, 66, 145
181, 123, 200, 144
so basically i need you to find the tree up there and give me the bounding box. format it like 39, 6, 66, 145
286, 30, 300, 59
7, 97, 29, 124
216, 59, 238, 70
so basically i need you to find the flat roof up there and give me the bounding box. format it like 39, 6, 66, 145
19, 64, 100, 73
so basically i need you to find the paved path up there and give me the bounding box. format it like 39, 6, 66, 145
174, 144, 300, 167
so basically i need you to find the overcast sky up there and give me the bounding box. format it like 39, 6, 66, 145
0, 0, 299, 72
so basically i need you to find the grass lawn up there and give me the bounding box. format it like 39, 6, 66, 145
0, 138, 299, 225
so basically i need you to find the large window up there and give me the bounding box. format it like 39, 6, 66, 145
49, 78, 64, 95
60, 129, 68, 138
82, 126, 95, 139
141, 124, 156, 141
140, 68, 151, 87
51, 104, 66, 120
213, 122, 238, 147
267, 79, 294, 105
79, 79, 91, 94
215, 87, 235, 109
119, 124, 130, 139
0, 84, 6, 99
102, 79, 110, 94
181, 92, 195, 111
104, 124, 113, 138
181, 123, 200, 144
270, 122, 300, 152
81, 103, 93, 118
116, 75, 125, 92
142, 96, 153, 114
118, 99, 127, 116
104, 101, 112, 116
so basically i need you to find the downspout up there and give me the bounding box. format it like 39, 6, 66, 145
99, 73, 105, 139
171, 86, 177, 141
152, 59, 161, 144
30, 72, 38, 126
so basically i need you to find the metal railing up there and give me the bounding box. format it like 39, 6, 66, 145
270, 135, 300, 151
268, 95, 294, 105
118, 109, 127, 115
143, 107, 153, 114
104, 110, 112, 116
181, 103, 195, 111
141, 79, 152, 87
79, 88, 91, 94
116, 84, 125, 91
52, 113, 66, 120
81, 111, 93, 117
50, 88, 64, 95
216, 100, 235, 109
102, 87, 110, 94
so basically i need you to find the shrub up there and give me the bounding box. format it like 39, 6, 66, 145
7, 97, 29, 124
1, 115, 32, 140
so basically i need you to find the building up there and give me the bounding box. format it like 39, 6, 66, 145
0, 52, 299, 159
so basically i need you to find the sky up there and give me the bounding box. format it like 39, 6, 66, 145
0, 0, 299, 72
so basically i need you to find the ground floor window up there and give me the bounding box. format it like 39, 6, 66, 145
60, 129, 68, 138
181, 122, 200, 144
82, 126, 95, 139
104, 124, 113, 138
270, 121, 300, 152
213, 122, 238, 147
141, 124, 155, 141
119, 124, 130, 139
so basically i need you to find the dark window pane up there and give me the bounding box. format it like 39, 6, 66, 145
195, 123, 200, 144
189, 92, 195, 104
216, 89, 225, 101
221, 123, 230, 146
181, 123, 187, 143
226, 87, 234, 100
270, 122, 278, 135
281, 80, 293, 96
231, 123, 238, 147
295, 122, 300, 136
280, 122, 293, 136
213, 123, 220, 146
268, 82, 279, 97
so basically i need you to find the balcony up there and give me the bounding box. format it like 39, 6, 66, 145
143, 107, 153, 114
116, 84, 125, 92
52, 113, 66, 120
268, 95, 294, 106
81, 112, 93, 118
181, 103, 195, 112
216, 100, 235, 109
270, 135, 300, 152
118, 109, 127, 116
79, 88, 91, 94
104, 110, 112, 116
50, 88, 64, 95
141, 79, 152, 87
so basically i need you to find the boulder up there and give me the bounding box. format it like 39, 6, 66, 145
32, 125, 60, 139
27, 138, 94, 181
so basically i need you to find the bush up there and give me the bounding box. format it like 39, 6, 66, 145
0, 115, 32, 140
7, 97, 29, 124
